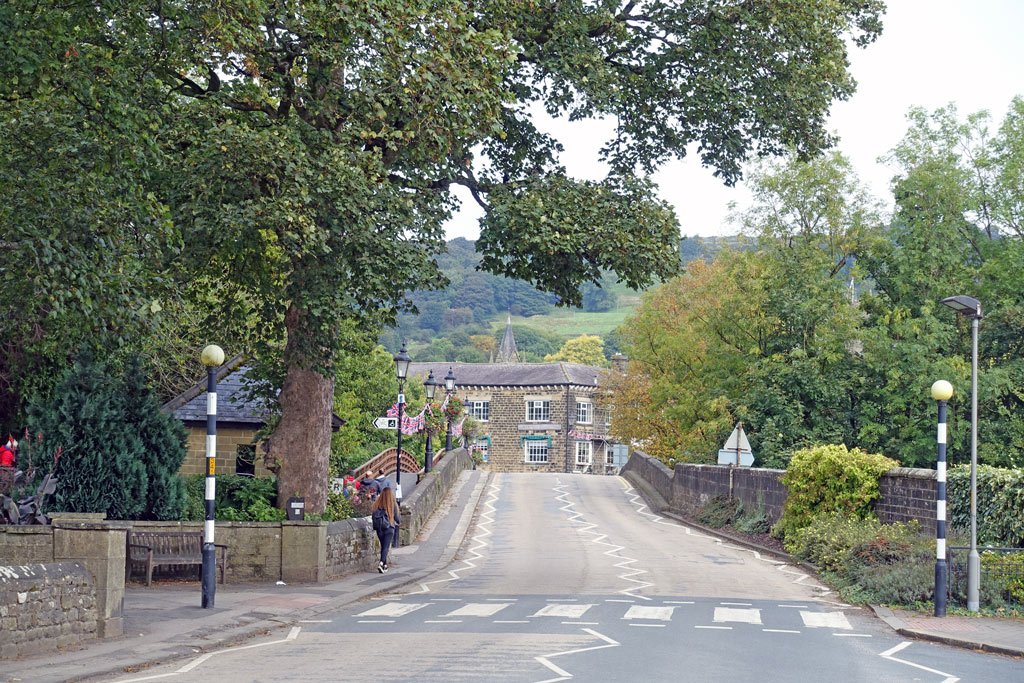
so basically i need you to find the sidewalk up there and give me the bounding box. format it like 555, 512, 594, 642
2, 470, 492, 683
871, 605, 1024, 658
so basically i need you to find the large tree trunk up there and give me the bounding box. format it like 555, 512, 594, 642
269, 305, 334, 514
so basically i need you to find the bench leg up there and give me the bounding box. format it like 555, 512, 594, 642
146, 559, 153, 587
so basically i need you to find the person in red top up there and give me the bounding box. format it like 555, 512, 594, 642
0, 443, 14, 468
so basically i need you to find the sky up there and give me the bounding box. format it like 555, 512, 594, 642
444, 1, 1024, 240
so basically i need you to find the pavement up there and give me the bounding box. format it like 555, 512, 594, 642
4, 469, 1023, 682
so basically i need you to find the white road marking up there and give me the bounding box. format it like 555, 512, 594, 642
605, 599, 635, 603
531, 603, 596, 618
763, 629, 800, 634
714, 607, 762, 625
630, 624, 665, 628
443, 602, 511, 617
623, 605, 676, 621
800, 610, 851, 630
664, 600, 694, 604
720, 602, 752, 606
487, 597, 518, 601
833, 633, 872, 638
356, 602, 428, 617
534, 628, 620, 683
546, 598, 579, 602
878, 641, 960, 683
695, 625, 732, 630
555, 480, 654, 601
117, 627, 301, 682
777, 604, 809, 608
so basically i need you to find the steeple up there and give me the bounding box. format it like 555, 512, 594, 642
494, 313, 520, 363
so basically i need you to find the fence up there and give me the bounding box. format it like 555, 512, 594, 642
948, 546, 1024, 609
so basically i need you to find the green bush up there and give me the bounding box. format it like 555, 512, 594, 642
733, 495, 772, 535
948, 465, 1024, 547
844, 561, 934, 605
695, 495, 740, 528
773, 444, 897, 539
182, 475, 285, 522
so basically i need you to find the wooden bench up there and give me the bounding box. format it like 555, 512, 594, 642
126, 531, 228, 587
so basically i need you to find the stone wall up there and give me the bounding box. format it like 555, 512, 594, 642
399, 448, 472, 545
326, 518, 378, 578
0, 563, 98, 659
622, 452, 938, 533
0, 526, 54, 564
180, 424, 273, 478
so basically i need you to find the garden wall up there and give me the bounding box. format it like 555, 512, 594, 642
0, 563, 98, 659
621, 452, 937, 534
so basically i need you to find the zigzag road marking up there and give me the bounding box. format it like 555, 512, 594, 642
618, 478, 838, 600
554, 479, 653, 601
407, 475, 501, 595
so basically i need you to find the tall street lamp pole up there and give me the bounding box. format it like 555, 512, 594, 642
423, 371, 437, 475
392, 344, 411, 546
444, 367, 456, 451
940, 294, 982, 612
200, 344, 224, 609
931, 379, 953, 617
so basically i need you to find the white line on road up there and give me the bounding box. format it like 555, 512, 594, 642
695, 625, 732, 630
800, 610, 851, 630
444, 603, 511, 617
623, 605, 676, 621
714, 607, 762, 625
763, 629, 800, 634
664, 600, 694, 604
629, 624, 665, 628
605, 599, 635, 603
878, 642, 960, 683
777, 604, 809, 608
719, 602, 752, 606
534, 628, 620, 683
546, 598, 579, 602
532, 604, 596, 618
356, 602, 428, 617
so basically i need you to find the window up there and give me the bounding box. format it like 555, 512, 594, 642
524, 440, 549, 463
467, 400, 490, 421
575, 441, 592, 466
472, 438, 490, 462
526, 400, 550, 422
235, 445, 256, 477
576, 401, 593, 424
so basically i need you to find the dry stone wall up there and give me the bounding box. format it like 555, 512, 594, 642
0, 563, 98, 659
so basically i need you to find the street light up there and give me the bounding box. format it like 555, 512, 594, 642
444, 366, 456, 451
200, 344, 224, 609
940, 294, 982, 612
392, 344, 411, 519
423, 371, 437, 475
931, 379, 954, 617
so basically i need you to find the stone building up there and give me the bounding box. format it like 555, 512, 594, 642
163, 361, 341, 478
409, 327, 628, 473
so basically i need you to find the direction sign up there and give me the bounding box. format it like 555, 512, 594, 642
373, 416, 398, 430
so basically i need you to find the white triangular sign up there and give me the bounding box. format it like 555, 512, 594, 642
723, 424, 751, 452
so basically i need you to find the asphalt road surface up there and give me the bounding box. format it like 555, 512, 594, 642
116, 473, 1024, 682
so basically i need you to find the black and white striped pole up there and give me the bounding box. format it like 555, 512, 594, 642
931, 379, 953, 617
201, 344, 224, 609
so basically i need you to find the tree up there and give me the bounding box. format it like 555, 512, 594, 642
2, 0, 885, 511
545, 335, 607, 366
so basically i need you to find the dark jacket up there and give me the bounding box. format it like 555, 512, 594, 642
372, 504, 401, 532
359, 477, 381, 495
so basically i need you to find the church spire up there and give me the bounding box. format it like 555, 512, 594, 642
494, 312, 520, 363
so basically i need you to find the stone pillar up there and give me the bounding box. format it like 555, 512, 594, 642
51, 521, 129, 638
281, 522, 327, 583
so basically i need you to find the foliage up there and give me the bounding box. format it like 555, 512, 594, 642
695, 495, 740, 528
1, 0, 886, 508
732, 497, 772, 535
544, 335, 607, 366
182, 475, 286, 522
948, 465, 1024, 547
774, 444, 897, 539
980, 551, 1024, 605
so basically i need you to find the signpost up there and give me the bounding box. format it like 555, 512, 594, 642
373, 416, 398, 430
717, 422, 754, 466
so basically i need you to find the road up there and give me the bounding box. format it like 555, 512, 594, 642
116, 473, 1024, 682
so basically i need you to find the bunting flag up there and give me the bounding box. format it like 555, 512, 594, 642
452, 417, 465, 438
386, 403, 402, 418
568, 429, 605, 441
440, 394, 450, 410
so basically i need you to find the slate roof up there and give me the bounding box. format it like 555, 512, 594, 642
170, 365, 273, 424
407, 362, 604, 388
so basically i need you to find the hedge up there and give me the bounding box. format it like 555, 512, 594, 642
948, 465, 1024, 547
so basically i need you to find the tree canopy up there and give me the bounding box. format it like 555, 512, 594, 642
1, 0, 885, 510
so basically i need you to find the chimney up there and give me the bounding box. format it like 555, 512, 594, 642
611, 353, 628, 373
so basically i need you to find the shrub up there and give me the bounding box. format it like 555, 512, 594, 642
733, 494, 772, 535
773, 444, 897, 539
948, 465, 1024, 547
786, 514, 923, 577
846, 562, 934, 605
182, 475, 285, 522
696, 495, 740, 528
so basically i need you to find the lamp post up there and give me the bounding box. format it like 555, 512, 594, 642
200, 344, 224, 609
423, 371, 437, 475
393, 344, 411, 499
940, 294, 982, 612
931, 379, 954, 617
444, 367, 456, 451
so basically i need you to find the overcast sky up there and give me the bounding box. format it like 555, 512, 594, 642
445, 1, 1024, 240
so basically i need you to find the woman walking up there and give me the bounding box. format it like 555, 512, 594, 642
371, 486, 401, 573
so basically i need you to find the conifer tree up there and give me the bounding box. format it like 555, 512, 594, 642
28, 349, 147, 519
121, 356, 187, 520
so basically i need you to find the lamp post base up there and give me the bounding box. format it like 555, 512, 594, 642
967, 550, 981, 612
934, 559, 947, 617
201, 544, 217, 608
